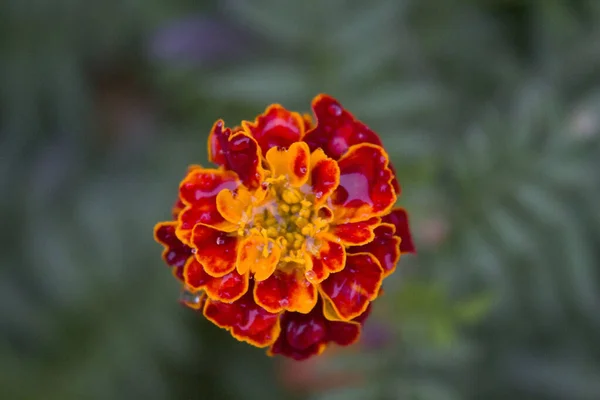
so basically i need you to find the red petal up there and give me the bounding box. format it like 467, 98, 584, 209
269, 298, 366, 360
203, 289, 281, 348
184, 258, 248, 302
207, 121, 265, 188
191, 224, 238, 277
177, 167, 239, 243
348, 223, 401, 277
304, 94, 401, 195
309, 149, 340, 205
172, 197, 186, 220
254, 267, 318, 313
331, 217, 380, 245
331, 144, 396, 223
154, 221, 193, 271
327, 320, 361, 346
307, 239, 346, 283
382, 208, 416, 253
242, 104, 305, 155
268, 308, 328, 360
304, 94, 383, 160
319, 253, 384, 320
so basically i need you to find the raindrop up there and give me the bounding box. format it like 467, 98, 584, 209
180, 289, 201, 304
191, 248, 197, 254
328, 103, 342, 117
216, 236, 226, 245
305, 270, 317, 283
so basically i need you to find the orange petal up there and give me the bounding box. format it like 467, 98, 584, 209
309, 149, 340, 205
254, 266, 318, 314
191, 224, 238, 277
242, 104, 305, 155
348, 223, 400, 277
215, 185, 253, 225
331, 216, 380, 245
184, 258, 249, 303
176, 167, 239, 243
382, 207, 416, 253
208, 121, 265, 188
153, 221, 193, 277
203, 289, 281, 348
265, 141, 310, 187
307, 239, 346, 283
319, 253, 384, 321
236, 234, 281, 281
331, 143, 396, 223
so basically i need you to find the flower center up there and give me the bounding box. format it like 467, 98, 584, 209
241, 181, 330, 265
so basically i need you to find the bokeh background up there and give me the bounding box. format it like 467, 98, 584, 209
2, 0, 600, 399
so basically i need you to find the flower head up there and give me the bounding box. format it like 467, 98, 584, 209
154, 94, 415, 359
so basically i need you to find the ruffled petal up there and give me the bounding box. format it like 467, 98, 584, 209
184, 258, 248, 302
254, 266, 318, 314
301, 113, 314, 131
236, 234, 281, 281
177, 167, 239, 243
216, 185, 254, 225
319, 253, 384, 321
303, 94, 401, 194
153, 221, 193, 281
382, 207, 416, 253
309, 149, 340, 205
191, 224, 238, 277
348, 223, 400, 277
303, 94, 383, 159
331, 143, 396, 223
307, 239, 346, 283
207, 121, 265, 188
172, 197, 186, 220
268, 298, 368, 360
330, 217, 380, 245
327, 320, 361, 346
268, 308, 328, 360
203, 289, 281, 348
265, 141, 310, 187
242, 104, 305, 154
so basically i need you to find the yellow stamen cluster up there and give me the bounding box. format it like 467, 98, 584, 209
246, 183, 329, 264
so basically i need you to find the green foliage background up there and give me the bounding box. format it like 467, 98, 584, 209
1, 0, 599, 399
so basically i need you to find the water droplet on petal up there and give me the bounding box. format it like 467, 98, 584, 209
328, 103, 342, 117
305, 270, 317, 283
180, 289, 202, 304
279, 298, 289, 307
191, 248, 197, 254
216, 237, 226, 245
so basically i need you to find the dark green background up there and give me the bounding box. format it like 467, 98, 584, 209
2, 0, 599, 399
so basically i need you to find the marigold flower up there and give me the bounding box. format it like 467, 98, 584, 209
154, 94, 415, 360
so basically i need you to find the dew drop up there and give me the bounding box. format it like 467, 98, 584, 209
191, 248, 197, 254
328, 103, 342, 117
216, 237, 226, 245
279, 298, 290, 307
305, 270, 317, 283
180, 289, 201, 304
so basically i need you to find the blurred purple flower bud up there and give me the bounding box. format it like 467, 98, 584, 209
149, 15, 247, 64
